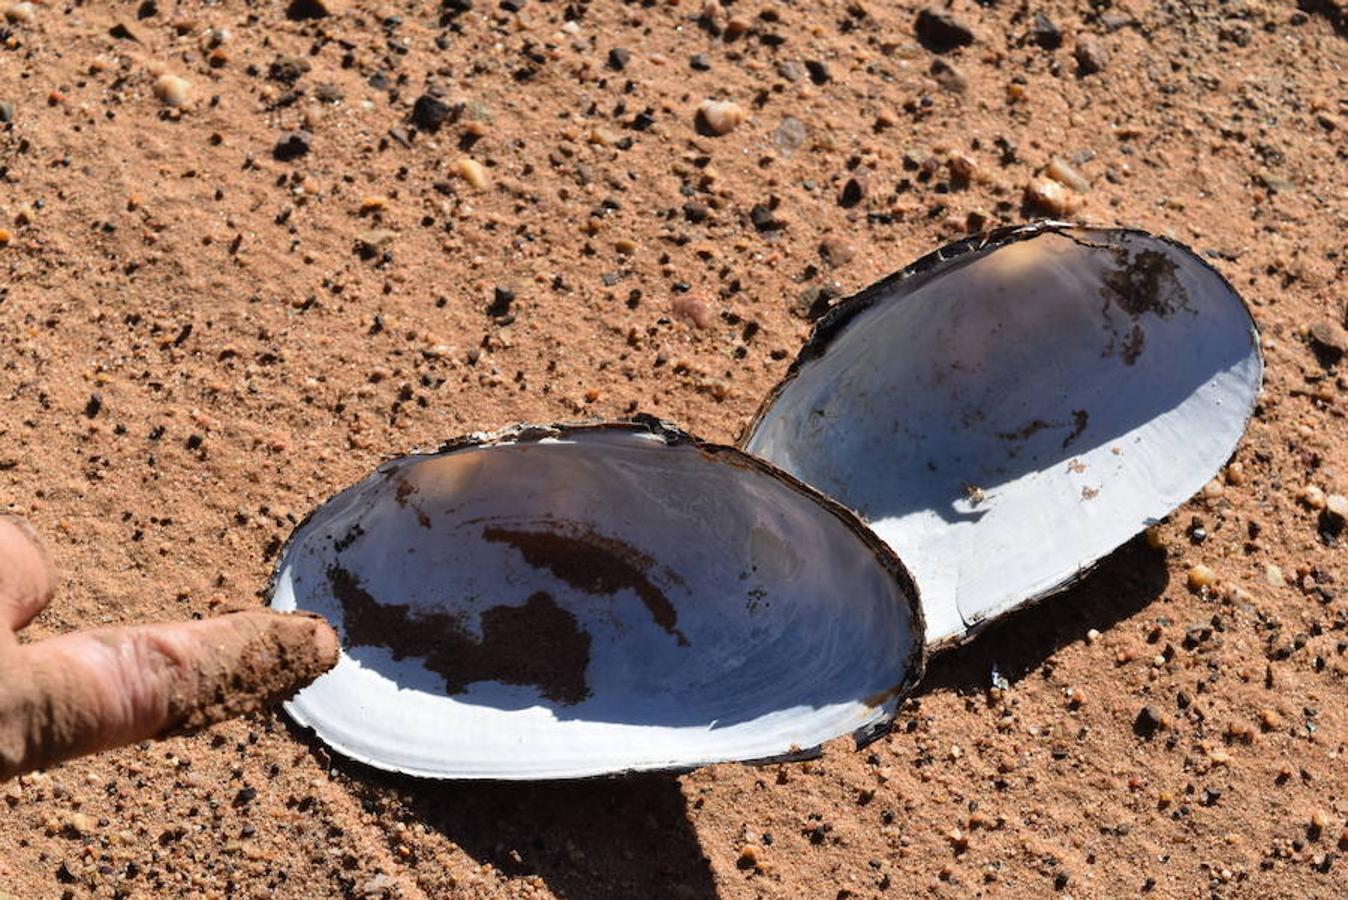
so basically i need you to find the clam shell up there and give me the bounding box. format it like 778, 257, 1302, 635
269, 419, 923, 779
743, 224, 1262, 647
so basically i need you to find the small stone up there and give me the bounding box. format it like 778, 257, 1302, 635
1085, 628, 1101, 645
915, 7, 974, 53
0, 101, 14, 124
682, 201, 709, 223
929, 58, 967, 93
1258, 708, 1282, 730
1300, 485, 1327, 510
273, 131, 312, 161
354, 229, 396, 256
948, 152, 980, 185
286, 0, 342, 19
487, 285, 515, 318
0, 227, 11, 245
1263, 564, 1284, 587
455, 158, 489, 189
84, 393, 103, 418
1024, 178, 1078, 216
608, 47, 631, 70
1186, 563, 1217, 591
697, 99, 746, 136
4, 2, 36, 24
1311, 810, 1330, 836
1074, 36, 1109, 75
1322, 494, 1348, 536
839, 171, 868, 207
1030, 12, 1063, 49
776, 60, 804, 82
724, 16, 751, 38
672, 296, 715, 330
152, 74, 192, 108
689, 53, 711, 71
804, 59, 830, 85
819, 236, 855, 267
1134, 704, 1166, 738
771, 116, 808, 155
268, 55, 311, 84
1307, 321, 1345, 367
614, 238, 638, 255
314, 83, 344, 104
411, 93, 454, 132
1045, 157, 1089, 192
736, 843, 763, 870
499, 0, 526, 12
749, 204, 784, 232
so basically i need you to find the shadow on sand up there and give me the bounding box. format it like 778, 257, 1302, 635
917, 534, 1171, 696
305, 534, 1169, 898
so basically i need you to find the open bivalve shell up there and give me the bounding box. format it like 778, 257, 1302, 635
743, 224, 1263, 648
269, 420, 924, 779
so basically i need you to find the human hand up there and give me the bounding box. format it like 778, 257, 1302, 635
0, 513, 338, 781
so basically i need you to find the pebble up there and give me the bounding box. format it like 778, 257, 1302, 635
268, 55, 310, 84
1074, 36, 1109, 75
273, 131, 311, 161
683, 201, 709, 223
804, 60, 830, 85
152, 74, 192, 108
1186, 563, 1217, 591
4, 2, 36, 24
455, 158, 489, 189
1307, 321, 1345, 366
1301, 485, 1327, 510
915, 7, 974, 52
771, 116, 807, 155
672, 296, 714, 330
1324, 494, 1348, 531
0, 227, 10, 246
1264, 564, 1284, 586
697, 99, 746, 136
689, 53, 711, 71
818, 236, 855, 267
287, 0, 342, 18
737, 843, 763, 870
0, 100, 13, 123
1133, 704, 1167, 738
1024, 178, 1078, 216
608, 47, 631, 71
929, 58, 967, 93
411, 93, 454, 132
1045, 157, 1090, 192
749, 204, 784, 232
777, 60, 804, 82
839, 171, 868, 207
1030, 12, 1062, 49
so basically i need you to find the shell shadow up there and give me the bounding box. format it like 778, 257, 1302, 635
327, 762, 717, 900
915, 534, 1171, 695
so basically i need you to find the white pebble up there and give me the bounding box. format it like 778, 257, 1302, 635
697, 99, 746, 136
4, 2, 36, 24
153, 74, 192, 108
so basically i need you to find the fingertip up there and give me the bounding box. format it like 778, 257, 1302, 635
0, 513, 57, 629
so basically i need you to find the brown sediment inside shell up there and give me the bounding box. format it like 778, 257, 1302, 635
327, 566, 592, 705
482, 522, 690, 647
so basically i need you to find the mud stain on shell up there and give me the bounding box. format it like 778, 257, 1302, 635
483, 524, 691, 647
1061, 409, 1090, 449
392, 477, 432, 529
1099, 246, 1190, 365
327, 566, 591, 705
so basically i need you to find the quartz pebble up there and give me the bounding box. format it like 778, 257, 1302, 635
1045, 157, 1090, 192
672, 296, 715, 330
455, 158, 489, 189
1024, 178, 1078, 215
153, 74, 192, 107
4, 2, 36, 24
697, 99, 746, 136
1186, 563, 1217, 591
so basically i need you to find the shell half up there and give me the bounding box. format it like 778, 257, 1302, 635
742, 224, 1262, 647
269, 420, 923, 779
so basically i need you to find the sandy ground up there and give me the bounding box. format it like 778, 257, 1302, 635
2, 0, 1347, 896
